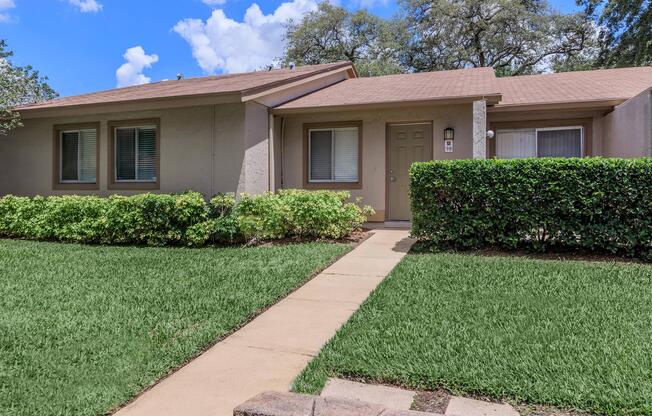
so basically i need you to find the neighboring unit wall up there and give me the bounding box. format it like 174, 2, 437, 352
278, 104, 474, 219
601, 88, 652, 158
0, 103, 270, 197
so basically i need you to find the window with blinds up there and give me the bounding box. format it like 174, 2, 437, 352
60, 129, 97, 183
496, 127, 583, 159
114, 126, 157, 182
309, 127, 359, 183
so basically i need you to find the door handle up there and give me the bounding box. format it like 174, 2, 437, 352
390, 176, 396, 182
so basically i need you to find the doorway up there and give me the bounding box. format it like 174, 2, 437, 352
387, 122, 433, 221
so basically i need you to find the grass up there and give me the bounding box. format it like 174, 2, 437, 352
294, 253, 652, 416
0, 239, 349, 416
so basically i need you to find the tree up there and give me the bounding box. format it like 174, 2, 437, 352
283, 3, 408, 77
0, 40, 57, 135
578, 0, 652, 67
399, 0, 597, 76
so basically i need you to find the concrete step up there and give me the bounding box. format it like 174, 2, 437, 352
233, 391, 440, 416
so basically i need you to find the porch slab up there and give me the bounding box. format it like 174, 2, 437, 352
445, 397, 519, 416
321, 378, 416, 410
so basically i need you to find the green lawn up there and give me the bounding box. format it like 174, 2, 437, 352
294, 253, 652, 415
0, 239, 349, 416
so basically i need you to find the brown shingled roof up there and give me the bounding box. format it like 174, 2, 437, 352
274, 67, 501, 111
17, 62, 352, 111
495, 66, 652, 108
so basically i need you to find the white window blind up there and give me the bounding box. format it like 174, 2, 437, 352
60, 129, 96, 183
496, 129, 536, 159
309, 127, 359, 183
115, 126, 157, 182
496, 127, 583, 159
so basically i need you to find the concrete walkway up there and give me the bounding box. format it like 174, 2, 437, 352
115, 229, 413, 416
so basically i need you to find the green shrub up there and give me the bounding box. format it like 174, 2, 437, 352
235, 190, 373, 241
410, 158, 652, 260
0, 190, 372, 246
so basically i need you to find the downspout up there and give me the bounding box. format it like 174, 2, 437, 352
280, 117, 286, 189
268, 112, 275, 192
211, 104, 216, 196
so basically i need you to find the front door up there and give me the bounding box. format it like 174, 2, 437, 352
388, 123, 433, 221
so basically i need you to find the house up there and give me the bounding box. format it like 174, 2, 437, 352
1, 62, 651, 222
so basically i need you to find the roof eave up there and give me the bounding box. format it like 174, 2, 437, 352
489, 98, 628, 113
15, 92, 243, 119
272, 93, 502, 114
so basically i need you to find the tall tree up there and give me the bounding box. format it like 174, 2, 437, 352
283, 3, 408, 77
400, 0, 596, 76
579, 0, 652, 67
0, 40, 57, 135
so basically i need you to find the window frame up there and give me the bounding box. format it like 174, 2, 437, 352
534, 126, 584, 158
303, 121, 362, 190
488, 119, 592, 159
108, 118, 161, 190
52, 122, 100, 190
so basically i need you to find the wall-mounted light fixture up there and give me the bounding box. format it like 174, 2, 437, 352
444, 128, 455, 141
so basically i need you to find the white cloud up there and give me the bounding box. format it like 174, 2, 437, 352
174, 0, 319, 74
115, 46, 159, 88
0, 0, 16, 23
69, 0, 103, 13
202, 0, 227, 6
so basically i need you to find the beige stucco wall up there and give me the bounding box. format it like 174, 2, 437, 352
601, 88, 652, 158
277, 103, 474, 218
0, 103, 270, 197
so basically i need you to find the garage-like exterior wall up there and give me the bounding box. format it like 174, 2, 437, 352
0, 103, 269, 197
601, 88, 652, 158
277, 104, 474, 221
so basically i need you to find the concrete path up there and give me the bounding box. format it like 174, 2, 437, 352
115, 229, 412, 416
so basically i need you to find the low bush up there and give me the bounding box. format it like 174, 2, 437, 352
236, 190, 374, 241
0, 190, 373, 247
410, 158, 652, 260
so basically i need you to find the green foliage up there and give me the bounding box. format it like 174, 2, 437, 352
410, 158, 652, 259
236, 190, 374, 241
283, 2, 407, 77
0, 190, 372, 247
0, 40, 58, 135
295, 253, 652, 415
579, 0, 652, 67
400, 0, 596, 75
0, 239, 349, 416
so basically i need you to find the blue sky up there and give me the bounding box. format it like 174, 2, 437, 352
0, 0, 582, 97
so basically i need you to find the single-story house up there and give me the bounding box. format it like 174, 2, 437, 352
2, 62, 651, 221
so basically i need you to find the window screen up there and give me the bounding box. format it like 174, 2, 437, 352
496, 129, 536, 159
60, 129, 96, 183
496, 127, 583, 159
537, 128, 582, 157
309, 127, 358, 182
115, 126, 157, 182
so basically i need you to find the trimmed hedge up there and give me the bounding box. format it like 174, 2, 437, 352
410, 158, 652, 260
0, 190, 373, 247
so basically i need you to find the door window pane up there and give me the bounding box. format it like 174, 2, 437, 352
496, 129, 536, 159
537, 129, 582, 157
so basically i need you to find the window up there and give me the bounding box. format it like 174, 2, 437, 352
307, 124, 360, 186
53, 123, 99, 190
496, 127, 583, 159
109, 119, 160, 189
